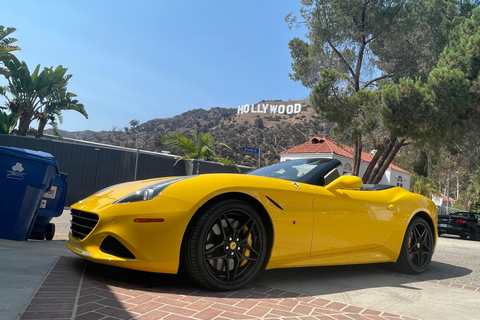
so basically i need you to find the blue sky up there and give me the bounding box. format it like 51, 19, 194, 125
2, 1, 310, 132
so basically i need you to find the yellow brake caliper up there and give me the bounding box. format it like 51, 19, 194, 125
240, 225, 252, 267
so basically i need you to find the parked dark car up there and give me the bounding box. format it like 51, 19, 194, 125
438, 212, 480, 240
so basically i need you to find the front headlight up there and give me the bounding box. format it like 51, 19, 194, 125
114, 177, 189, 204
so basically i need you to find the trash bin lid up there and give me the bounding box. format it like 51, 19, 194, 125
0, 146, 59, 168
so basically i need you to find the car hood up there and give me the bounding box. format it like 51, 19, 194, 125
92, 176, 183, 199
72, 176, 187, 213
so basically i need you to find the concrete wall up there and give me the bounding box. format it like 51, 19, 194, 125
0, 135, 249, 205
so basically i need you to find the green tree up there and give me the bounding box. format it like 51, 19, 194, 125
370, 0, 477, 81
0, 109, 18, 134
429, 6, 480, 141
0, 57, 87, 136
0, 25, 20, 76
368, 78, 432, 184
370, 65, 471, 184
410, 173, 438, 198
287, 0, 409, 175
288, 0, 476, 178
36, 90, 87, 137
129, 119, 140, 128
161, 129, 233, 163
457, 169, 480, 211
310, 69, 379, 175
366, 4, 480, 184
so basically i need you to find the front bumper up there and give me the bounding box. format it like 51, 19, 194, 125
66, 196, 197, 274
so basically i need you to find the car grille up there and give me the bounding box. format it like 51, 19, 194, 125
70, 209, 99, 239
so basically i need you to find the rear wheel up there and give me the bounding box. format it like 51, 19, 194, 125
183, 200, 268, 291
45, 223, 55, 241
472, 226, 480, 241
395, 216, 433, 274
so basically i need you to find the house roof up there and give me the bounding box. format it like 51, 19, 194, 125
281, 136, 409, 174
432, 194, 456, 204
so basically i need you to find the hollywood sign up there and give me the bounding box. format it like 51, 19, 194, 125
237, 103, 302, 115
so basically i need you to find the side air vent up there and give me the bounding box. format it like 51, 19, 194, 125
70, 209, 99, 239
266, 196, 283, 210
100, 236, 135, 259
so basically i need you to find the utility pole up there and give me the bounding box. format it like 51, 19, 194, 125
134, 134, 144, 181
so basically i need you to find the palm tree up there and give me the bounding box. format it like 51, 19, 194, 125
0, 57, 87, 136
162, 129, 233, 163
410, 174, 438, 198
0, 109, 18, 134
36, 90, 87, 137
0, 25, 20, 76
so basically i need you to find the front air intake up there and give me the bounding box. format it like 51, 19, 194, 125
100, 236, 135, 259
70, 209, 99, 239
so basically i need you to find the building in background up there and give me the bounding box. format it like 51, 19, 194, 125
280, 136, 410, 190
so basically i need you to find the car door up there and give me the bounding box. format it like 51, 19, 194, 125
265, 181, 316, 262
310, 186, 396, 256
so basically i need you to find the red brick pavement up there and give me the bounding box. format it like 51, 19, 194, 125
20, 256, 477, 320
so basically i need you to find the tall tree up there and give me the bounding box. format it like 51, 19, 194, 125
288, 0, 478, 178
0, 57, 87, 136
36, 90, 87, 138
310, 69, 379, 175
368, 5, 480, 184
368, 78, 432, 184
0, 25, 20, 76
457, 169, 480, 211
287, 0, 408, 175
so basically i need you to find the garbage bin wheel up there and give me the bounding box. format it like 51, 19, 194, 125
45, 223, 55, 241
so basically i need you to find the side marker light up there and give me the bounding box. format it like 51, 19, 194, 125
134, 218, 165, 223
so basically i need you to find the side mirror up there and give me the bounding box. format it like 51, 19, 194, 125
326, 175, 363, 192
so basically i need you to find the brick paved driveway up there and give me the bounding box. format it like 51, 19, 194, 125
20, 256, 423, 320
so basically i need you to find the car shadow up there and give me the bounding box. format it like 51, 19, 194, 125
49, 256, 473, 319
81, 257, 472, 297
255, 261, 473, 296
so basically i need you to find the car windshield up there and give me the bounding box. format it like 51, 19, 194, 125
247, 158, 335, 183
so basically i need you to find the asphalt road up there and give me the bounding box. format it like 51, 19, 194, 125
426, 235, 480, 287
257, 235, 480, 320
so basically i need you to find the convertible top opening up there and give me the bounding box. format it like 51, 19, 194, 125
359, 184, 395, 191
247, 158, 342, 186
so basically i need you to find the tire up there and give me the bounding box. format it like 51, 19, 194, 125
183, 199, 268, 291
472, 226, 480, 241
395, 216, 434, 274
45, 223, 55, 241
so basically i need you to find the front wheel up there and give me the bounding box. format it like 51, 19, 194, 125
395, 216, 434, 274
183, 199, 268, 291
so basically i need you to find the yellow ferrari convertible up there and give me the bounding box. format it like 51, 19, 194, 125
67, 158, 437, 291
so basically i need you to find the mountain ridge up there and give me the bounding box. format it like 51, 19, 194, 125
50, 99, 336, 167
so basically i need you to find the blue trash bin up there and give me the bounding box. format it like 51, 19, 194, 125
0, 146, 59, 241
29, 172, 68, 240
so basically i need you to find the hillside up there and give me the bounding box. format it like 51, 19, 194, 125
53, 99, 336, 167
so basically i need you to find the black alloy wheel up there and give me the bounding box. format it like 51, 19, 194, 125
183, 199, 268, 291
473, 226, 480, 241
396, 216, 434, 274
